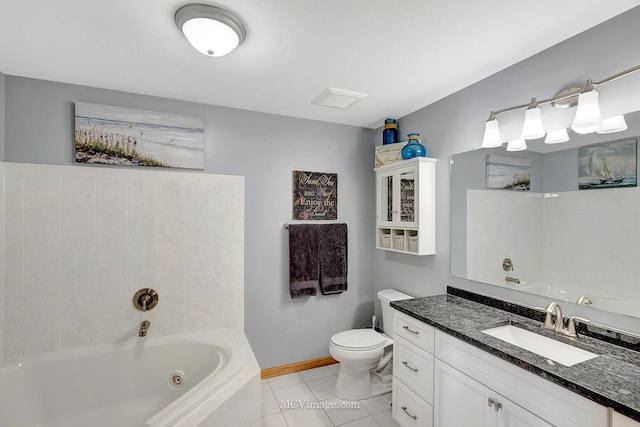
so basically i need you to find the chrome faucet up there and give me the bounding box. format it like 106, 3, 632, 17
543, 302, 562, 331
543, 302, 582, 338
139, 320, 150, 337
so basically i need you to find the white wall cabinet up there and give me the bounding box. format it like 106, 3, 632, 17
375, 157, 436, 255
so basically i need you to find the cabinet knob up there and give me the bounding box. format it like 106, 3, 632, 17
402, 360, 419, 372
487, 397, 495, 408
495, 402, 503, 412
401, 405, 418, 420
402, 325, 420, 335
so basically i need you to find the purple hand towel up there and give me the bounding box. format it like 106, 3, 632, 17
319, 223, 348, 295
288, 224, 319, 298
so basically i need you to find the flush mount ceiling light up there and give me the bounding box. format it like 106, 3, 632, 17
480, 65, 640, 150
175, 3, 246, 57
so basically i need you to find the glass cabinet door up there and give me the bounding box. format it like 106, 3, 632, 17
379, 174, 394, 223
400, 170, 416, 223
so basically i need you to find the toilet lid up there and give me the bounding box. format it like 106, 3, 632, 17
331, 329, 387, 351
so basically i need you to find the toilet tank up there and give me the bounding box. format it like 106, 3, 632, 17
377, 289, 413, 337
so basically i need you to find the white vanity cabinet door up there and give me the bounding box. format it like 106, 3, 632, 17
434, 359, 495, 427
434, 359, 552, 427
613, 412, 640, 427
498, 399, 553, 427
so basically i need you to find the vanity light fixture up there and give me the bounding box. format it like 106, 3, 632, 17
571, 80, 602, 134
544, 128, 570, 144
175, 3, 246, 57
481, 114, 502, 148
506, 138, 527, 152
481, 64, 640, 149
520, 98, 545, 139
597, 115, 628, 134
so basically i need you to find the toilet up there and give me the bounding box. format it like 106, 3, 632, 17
329, 288, 413, 400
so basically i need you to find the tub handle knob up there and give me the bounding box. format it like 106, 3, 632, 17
133, 288, 159, 312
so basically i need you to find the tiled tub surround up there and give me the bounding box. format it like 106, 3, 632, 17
3, 161, 244, 359
391, 290, 640, 422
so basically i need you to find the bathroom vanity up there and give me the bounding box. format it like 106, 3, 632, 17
390, 288, 640, 427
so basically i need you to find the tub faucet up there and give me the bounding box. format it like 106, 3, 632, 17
139, 320, 150, 337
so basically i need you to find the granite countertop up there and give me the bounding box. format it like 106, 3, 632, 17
391, 293, 640, 422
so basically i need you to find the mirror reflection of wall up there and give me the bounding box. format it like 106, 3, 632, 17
451, 111, 640, 320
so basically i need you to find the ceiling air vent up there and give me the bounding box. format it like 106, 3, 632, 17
311, 87, 367, 109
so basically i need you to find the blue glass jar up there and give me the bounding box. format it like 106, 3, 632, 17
401, 133, 427, 159
382, 118, 399, 145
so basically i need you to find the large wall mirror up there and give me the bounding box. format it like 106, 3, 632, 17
451, 110, 640, 319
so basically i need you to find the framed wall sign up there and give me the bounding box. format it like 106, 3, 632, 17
292, 170, 338, 220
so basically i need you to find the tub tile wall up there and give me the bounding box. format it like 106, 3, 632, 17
2, 162, 244, 359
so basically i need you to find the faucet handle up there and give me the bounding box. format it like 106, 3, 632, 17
565, 316, 590, 337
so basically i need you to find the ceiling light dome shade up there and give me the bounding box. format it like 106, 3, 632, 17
506, 139, 527, 152
175, 4, 246, 57
544, 128, 569, 144
597, 115, 628, 134
521, 106, 545, 139
571, 89, 602, 134
481, 118, 502, 148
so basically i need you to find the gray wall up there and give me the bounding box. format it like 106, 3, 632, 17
375, 6, 640, 333
3, 76, 376, 368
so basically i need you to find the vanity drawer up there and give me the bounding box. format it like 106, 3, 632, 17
394, 310, 435, 353
393, 335, 434, 404
392, 378, 433, 427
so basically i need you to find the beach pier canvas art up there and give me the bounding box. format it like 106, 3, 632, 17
578, 138, 637, 190
75, 102, 205, 169
485, 155, 532, 191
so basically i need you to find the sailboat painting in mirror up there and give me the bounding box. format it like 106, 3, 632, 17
578, 138, 637, 190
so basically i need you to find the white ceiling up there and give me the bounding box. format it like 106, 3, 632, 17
1, 0, 639, 129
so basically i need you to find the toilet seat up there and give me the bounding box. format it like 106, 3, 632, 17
330, 329, 388, 351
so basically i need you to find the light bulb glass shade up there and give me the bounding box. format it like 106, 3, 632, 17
521, 106, 545, 139
571, 90, 602, 134
175, 4, 246, 57
481, 118, 502, 148
181, 18, 239, 57
506, 139, 527, 152
597, 115, 628, 134
544, 128, 569, 144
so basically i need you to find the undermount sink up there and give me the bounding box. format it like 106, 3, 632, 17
482, 324, 598, 367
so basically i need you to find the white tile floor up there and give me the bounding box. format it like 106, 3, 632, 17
261, 363, 400, 427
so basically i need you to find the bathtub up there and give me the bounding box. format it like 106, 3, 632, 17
0, 329, 260, 427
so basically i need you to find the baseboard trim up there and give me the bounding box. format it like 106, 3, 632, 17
261, 356, 338, 379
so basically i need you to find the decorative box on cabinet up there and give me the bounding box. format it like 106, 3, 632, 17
375, 157, 436, 255
392, 310, 435, 427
